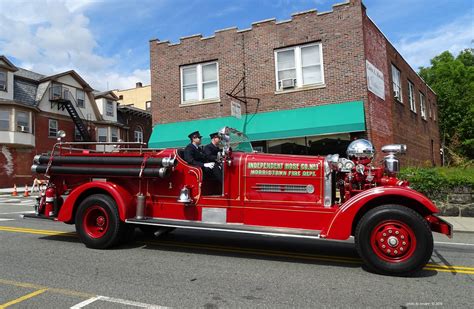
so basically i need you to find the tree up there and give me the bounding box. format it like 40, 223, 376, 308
419, 49, 474, 161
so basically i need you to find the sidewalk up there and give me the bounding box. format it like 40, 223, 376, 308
1, 186, 473, 232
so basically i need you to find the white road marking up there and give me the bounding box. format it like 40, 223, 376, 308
434, 241, 474, 247
0, 218, 15, 222
0, 211, 35, 215
70, 295, 167, 308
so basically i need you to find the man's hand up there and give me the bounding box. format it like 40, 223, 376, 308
204, 162, 215, 169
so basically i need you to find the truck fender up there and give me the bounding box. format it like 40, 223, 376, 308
57, 181, 135, 223
321, 186, 439, 240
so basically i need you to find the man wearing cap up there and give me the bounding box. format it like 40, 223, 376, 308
184, 131, 222, 184
204, 132, 221, 162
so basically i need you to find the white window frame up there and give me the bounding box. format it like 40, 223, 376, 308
145, 101, 151, 111
48, 119, 58, 137
111, 127, 119, 142
408, 81, 416, 112
0, 109, 10, 130
16, 111, 30, 133
0, 70, 7, 91
134, 126, 143, 143
392, 64, 402, 102
274, 43, 325, 91
98, 127, 108, 142
106, 100, 114, 117
420, 92, 427, 120
180, 61, 220, 104
76, 89, 85, 108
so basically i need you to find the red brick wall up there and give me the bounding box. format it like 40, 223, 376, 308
381, 39, 440, 166
362, 12, 393, 162
150, 0, 368, 125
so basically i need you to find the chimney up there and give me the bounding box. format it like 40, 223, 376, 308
136, 82, 143, 88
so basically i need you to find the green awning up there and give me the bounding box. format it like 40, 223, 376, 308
148, 100, 365, 148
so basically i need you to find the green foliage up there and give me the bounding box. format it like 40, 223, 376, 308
399, 167, 474, 199
419, 49, 474, 160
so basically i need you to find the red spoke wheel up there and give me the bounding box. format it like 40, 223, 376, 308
75, 194, 124, 249
83, 205, 109, 239
355, 205, 433, 276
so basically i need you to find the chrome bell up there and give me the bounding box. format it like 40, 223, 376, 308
177, 186, 192, 204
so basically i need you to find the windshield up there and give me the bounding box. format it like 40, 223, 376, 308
218, 127, 253, 153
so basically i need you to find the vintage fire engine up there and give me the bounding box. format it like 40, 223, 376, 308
26, 127, 452, 276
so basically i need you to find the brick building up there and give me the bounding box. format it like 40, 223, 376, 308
0, 55, 151, 188
148, 0, 440, 166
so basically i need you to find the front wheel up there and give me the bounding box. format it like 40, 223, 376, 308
75, 194, 124, 249
355, 205, 433, 276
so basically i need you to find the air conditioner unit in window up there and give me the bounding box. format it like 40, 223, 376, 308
18, 125, 29, 133
279, 78, 296, 90
393, 90, 400, 100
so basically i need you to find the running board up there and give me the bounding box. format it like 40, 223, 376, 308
21, 213, 57, 221
126, 218, 322, 239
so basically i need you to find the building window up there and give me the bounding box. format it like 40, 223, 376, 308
408, 81, 416, 112
74, 127, 83, 141
16, 111, 30, 133
134, 126, 143, 143
111, 127, 118, 142
145, 101, 151, 111
76, 89, 85, 108
420, 92, 426, 120
51, 83, 62, 99
48, 119, 58, 137
392, 65, 402, 102
181, 61, 219, 103
275, 43, 324, 91
0, 70, 6, 91
106, 100, 114, 117
0, 109, 10, 130
98, 127, 107, 142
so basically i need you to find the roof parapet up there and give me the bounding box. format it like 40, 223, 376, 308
333, 0, 351, 8
251, 18, 276, 26
291, 9, 317, 17
180, 33, 203, 41
215, 26, 238, 33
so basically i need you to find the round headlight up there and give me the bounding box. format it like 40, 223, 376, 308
347, 139, 375, 159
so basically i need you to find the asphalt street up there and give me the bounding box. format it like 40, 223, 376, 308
0, 200, 472, 308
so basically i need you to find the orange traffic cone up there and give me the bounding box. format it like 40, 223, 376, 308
11, 184, 18, 197
23, 185, 30, 197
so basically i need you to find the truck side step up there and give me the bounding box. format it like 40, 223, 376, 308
21, 214, 57, 221
126, 217, 322, 239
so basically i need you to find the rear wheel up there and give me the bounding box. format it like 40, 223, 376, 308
355, 205, 433, 276
75, 194, 124, 249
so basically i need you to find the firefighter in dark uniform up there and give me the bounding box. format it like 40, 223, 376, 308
184, 131, 222, 184
204, 132, 221, 162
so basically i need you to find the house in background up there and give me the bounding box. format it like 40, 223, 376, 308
0, 55, 151, 188
113, 82, 151, 112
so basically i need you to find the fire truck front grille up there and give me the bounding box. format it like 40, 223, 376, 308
254, 184, 314, 194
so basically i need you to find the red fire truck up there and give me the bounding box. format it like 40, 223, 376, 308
27, 127, 451, 276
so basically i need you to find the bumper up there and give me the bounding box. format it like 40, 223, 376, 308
425, 215, 453, 238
